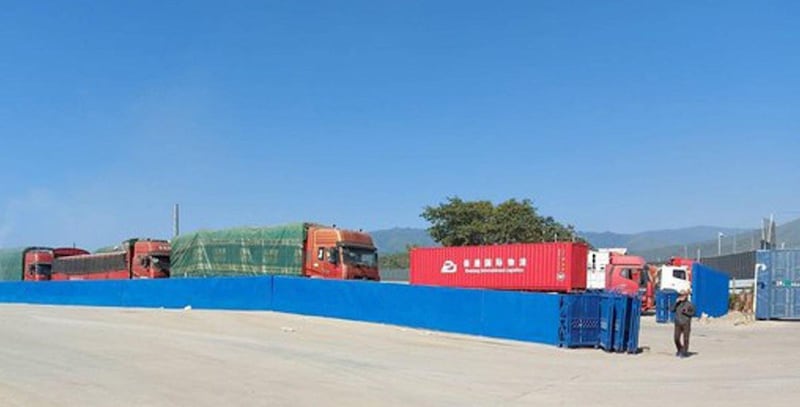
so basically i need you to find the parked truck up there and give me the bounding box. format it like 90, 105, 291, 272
51, 239, 170, 280
0, 247, 90, 281
170, 223, 380, 280
604, 253, 647, 295
409, 242, 588, 291
589, 250, 693, 312
587, 248, 629, 289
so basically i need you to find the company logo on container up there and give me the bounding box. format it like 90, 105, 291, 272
440, 261, 457, 274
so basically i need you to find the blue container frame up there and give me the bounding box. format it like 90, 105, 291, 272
558, 292, 602, 348
562, 291, 640, 354
655, 289, 678, 324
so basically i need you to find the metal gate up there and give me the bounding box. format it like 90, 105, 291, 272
756, 250, 800, 320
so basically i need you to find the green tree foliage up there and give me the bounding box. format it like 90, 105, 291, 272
379, 252, 409, 269
421, 197, 582, 246
420, 197, 494, 246
377, 244, 418, 269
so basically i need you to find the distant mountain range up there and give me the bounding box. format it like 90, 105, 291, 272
579, 226, 748, 254
372, 219, 800, 260
635, 218, 800, 261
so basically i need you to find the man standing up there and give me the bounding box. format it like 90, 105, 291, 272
671, 289, 695, 358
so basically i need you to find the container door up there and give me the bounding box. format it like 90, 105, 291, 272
599, 295, 614, 351
792, 251, 800, 319
613, 295, 628, 352
668, 291, 678, 322
772, 252, 790, 319
755, 251, 771, 320
626, 296, 642, 353
655, 291, 665, 323
780, 251, 800, 319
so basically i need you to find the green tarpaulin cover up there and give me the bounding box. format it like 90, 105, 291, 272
171, 223, 307, 278
0, 248, 24, 281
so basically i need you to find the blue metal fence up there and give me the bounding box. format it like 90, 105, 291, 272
0, 277, 640, 352
271, 276, 563, 344
692, 264, 730, 317
0, 277, 275, 310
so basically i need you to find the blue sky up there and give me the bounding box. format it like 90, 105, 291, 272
1, 1, 798, 249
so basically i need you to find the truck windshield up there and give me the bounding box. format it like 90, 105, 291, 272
34, 264, 52, 277
151, 256, 170, 271
341, 247, 378, 268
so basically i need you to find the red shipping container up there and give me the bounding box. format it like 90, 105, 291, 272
410, 242, 588, 292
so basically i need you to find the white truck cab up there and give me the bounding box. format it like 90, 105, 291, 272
659, 265, 691, 292
587, 248, 628, 289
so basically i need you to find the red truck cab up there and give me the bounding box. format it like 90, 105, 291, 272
21, 247, 90, 281
305, 225, 379, 280
23, 248, 55, 281
605, 253, 646, 296
130, 239, 171, 278
51, 239, 170, 280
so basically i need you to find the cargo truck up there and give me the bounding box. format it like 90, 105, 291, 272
51, 239, 170, 280
587, 248, 629, 289
0, 247, 90, 281
604, 253, 647, 296
409, 242, 588, 291
170, 223, 380, 280
589, 251, 692, 312
606, 258, 690, 312
22, 247, 55, 281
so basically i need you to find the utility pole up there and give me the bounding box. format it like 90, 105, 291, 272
173, 204, 180, 238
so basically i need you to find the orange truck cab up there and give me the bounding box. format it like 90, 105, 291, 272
305, 225, 379, 280
51, 239, 170, 281
605, 253, 646, 296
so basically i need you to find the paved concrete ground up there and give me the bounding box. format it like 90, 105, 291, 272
0, 305, 797, 407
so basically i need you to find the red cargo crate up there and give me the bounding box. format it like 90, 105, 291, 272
410, 242, 588, 292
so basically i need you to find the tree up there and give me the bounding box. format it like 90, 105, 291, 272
421, 197, 582, 246
421, 197, 494, 246
378, 244, 418, 269
488, 198, 544, 243
379, 252, 409, 269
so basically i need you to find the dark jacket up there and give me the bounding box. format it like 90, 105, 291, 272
671, 298, 695, 325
